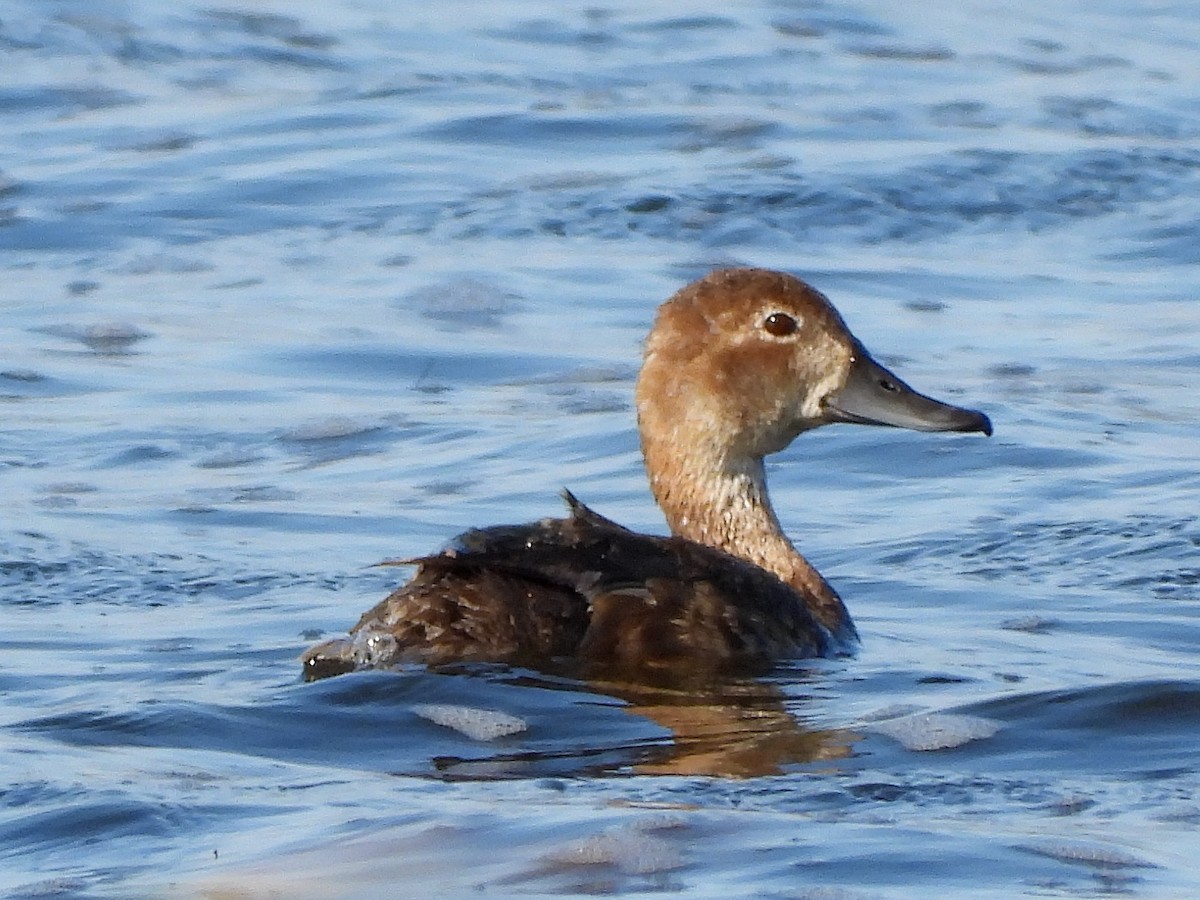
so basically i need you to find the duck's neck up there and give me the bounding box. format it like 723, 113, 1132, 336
642, 440, 851, 637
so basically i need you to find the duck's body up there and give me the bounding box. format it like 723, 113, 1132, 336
303, 268, 990, 681
304, 492, 849, 681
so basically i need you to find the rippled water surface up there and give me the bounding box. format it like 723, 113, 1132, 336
3, 1, 1199, 897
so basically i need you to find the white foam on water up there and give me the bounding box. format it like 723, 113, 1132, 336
870, 712, 1001, 751
280, 416, 378, 442
1024, 840, 1154, 870
412, 703, 528, 741
545, 824, 685, 876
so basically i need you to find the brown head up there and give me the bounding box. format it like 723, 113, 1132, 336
635, 267, 990, 594
638, 269, 854, 465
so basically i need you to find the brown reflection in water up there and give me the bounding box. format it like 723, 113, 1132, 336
309, 660, 860, 780
426, 666, 860, 779
594, 676, 857, 777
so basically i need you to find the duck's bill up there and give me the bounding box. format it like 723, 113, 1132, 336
825, 344, 993, 436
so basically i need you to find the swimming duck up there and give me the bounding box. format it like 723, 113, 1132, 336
303, 268, 991, 681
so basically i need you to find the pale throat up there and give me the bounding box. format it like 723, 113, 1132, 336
643, 439, 832, 603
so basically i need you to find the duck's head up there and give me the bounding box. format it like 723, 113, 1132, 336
636, 268, 991, 468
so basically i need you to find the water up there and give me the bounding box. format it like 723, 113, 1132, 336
2, 0, 1198, 896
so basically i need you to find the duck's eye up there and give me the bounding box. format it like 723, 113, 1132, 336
763, 312, 798, 337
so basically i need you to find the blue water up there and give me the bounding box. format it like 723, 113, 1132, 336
3, 1, 1199, 896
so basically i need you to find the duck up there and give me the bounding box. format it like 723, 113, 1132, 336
302, 267, 991, 682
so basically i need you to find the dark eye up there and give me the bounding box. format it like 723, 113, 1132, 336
763, 312, 798, 337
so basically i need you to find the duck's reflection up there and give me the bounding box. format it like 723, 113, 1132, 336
426, 666, 857, 779
603, 677, 856, 777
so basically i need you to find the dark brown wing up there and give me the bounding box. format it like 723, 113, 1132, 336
579, 576, 828, 677
355, 566, 588, 664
